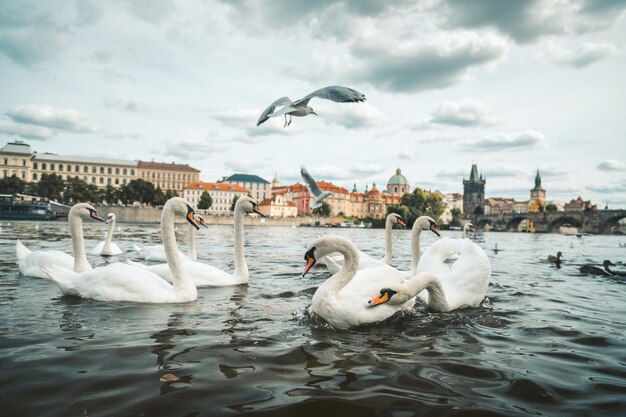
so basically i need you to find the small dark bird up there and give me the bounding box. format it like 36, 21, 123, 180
579, 260, 615, 276
547, 251, 563, 263
605, 261, 626, 277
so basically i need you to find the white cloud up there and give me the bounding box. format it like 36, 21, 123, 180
103, 97, 145, 112
0, 117, 56, 140
597, 160, 626, 172
224, 158, 270, 173
429, 99, 498, 127
317, 102, 387, 129
7, 105, 98, 133
348, 32, 509, 93
461, 130, 548, 152
539, 42, 619, 68
349, 163, 386, 175
441, 0, 626, 44
165, 140, 229, 160
587, 181, 626, 193
398, 150, 413, 160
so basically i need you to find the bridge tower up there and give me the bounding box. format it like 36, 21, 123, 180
463, 164, 485, 218
528, 170, 546, 212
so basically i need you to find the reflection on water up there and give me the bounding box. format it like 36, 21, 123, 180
1, 221, 625, 416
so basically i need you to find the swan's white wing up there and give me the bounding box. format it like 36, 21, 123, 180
313, 264, 413, 329
417, 238, 491, 310
129, 259, 240, 287
18, 247, 74, 279
293, 86, 366, 107
300, 166, 323, 197
45, 263, 180, 303
257, 96, 293, 126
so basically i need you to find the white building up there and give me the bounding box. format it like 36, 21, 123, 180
258, 193, 298, 218
183, 181, 249, 214
220, 173, 271, 202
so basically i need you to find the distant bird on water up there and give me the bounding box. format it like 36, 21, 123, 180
579, 260, 615, 276
301, 166, 332, 209
547, 251, 562, 263
257, 85, 366, 127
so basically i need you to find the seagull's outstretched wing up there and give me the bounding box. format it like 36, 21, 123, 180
293, 86, 366, 107
301, 166, 323, 197
257, 97, 293, 126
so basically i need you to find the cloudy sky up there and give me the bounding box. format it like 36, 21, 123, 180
1, 0, 625, 207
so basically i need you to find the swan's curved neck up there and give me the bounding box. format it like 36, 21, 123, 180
463, 225, 469, 238
403, 272, 449, 311
103, 218, 115, 253
188, 223, 197, 262
411, 225, 423, 273
383, 217, 393, 265
162, 208, 196, 299
69, 210, 90, 272
327, 239, 359, 292
233, 206, 248, 283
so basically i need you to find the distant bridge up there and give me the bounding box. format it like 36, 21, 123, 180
474, 209, 626, 234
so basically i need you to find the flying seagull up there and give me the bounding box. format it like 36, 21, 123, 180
301, 166, 332, 209
257, 85, 366, 127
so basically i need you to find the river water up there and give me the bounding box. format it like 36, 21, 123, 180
0, 221, 625, 416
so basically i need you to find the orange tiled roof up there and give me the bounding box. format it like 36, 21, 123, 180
184, 181, 248, 192
138, 160, 200, 172
367, 187, 380, 195
317, 181, 349, 194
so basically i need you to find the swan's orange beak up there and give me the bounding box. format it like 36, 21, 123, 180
430, 224, 440, 237
397, 218, 406, 227
253, 204, 266, 217
90, 210, 106, 223
302, 255, 316, 277
368, 292, 390, 306
186, 206, 200, 230
197, 216, 208, 228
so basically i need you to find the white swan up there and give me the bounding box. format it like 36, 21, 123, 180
320, 213, 407, 274
16, 203, 106, 278
399, 237, 491, 310
396, 215, 441, 279
91, 213, 123, 256
302, 235, 423, 329
463, 222, 476, 238
132, 214, 207, 262
42, 197, 200, 303
130, 196, 264, 287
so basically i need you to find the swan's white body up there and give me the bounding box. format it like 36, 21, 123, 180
133, 243, 186, 262
16, 203, 105, 278
91, 213, 123, 256
304, 235, 416, 329
130, 196, 261, 287
414, 237, 491, 310
42, 197, 200, 303
132, 215, 205, 262
320, 213, 405, 274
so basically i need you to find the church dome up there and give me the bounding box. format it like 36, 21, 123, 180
387, 168, 409, 186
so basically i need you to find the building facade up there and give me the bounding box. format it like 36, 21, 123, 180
258, 193, 298, 218
1, 140, 201, 194
182, 181, 249, 214
463, 164, 486, 216
221, 173, 271, 202
137, 161, 200, 194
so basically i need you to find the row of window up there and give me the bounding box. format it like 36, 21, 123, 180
30, 173, 130, 186
2, 158, 27, 166
32, 162, 135, 176
141, 171, 196, 180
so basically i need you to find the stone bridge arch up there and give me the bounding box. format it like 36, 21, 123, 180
547, 215, 583, 233
599, 212, 626, 234
476, 218, 495, 231
506, 216, 536, 232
